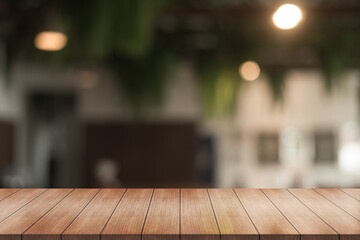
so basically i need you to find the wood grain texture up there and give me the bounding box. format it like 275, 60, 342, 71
181, 189, 219, 240
234, 189, 299, 240
0, 189, 72, 240
101, 189, 154, 240
340, 189, 360, 201
63, 189, 126, 240
289, 189, 360, 240
262, 189, 337, 240
316, 188, 360, 221
208, 189, 258, 240
23, 189, 99, 240
142, 189, 180, 240
0, 189, 19, 202
0, 189, 46, 222
0, 188, 358, 240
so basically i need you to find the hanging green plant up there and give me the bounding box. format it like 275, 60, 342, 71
265, 67, 286, 103
2, 39, 17, 84
2, 0, 360, 119
317, 31, 356, 92
197, 55, 240, 118
111, 49, 176, 111
55, 0, 177, 113
58, 0, 170, 61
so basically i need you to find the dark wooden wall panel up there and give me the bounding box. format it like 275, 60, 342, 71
0, 121, 15, 172
84, 122, 197, 187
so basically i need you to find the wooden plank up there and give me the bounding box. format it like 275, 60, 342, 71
102, 189, 154, 240
0, 189, 46, 222
142, 189, 180, 240
0, 189, 19, 202
340, 189, 360, 201
23, 189, 99, 240
0, 188, 357, 240
316, 189, 360, 221
234, 189, 299, 240
262, 189, 337, 240
181, 189, 220, 240
0, 189, 72, 240
208, 189, 258, 240
63, 189, 126, 240
289, 189, 360, 240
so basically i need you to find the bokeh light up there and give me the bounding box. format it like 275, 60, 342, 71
239, 61, 260, 81
34, 31, 67, 51
272, 4, 303, 30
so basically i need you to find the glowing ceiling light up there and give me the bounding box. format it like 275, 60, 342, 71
272, 4, 303, 30
34, 31, 67, 51
239, 61, 260, 81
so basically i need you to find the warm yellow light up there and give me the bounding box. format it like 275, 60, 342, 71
272, 4, 303, 30
240, 61, 260, 81
34, 31, 67, 51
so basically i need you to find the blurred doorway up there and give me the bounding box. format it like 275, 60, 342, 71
26, 92, 80, 187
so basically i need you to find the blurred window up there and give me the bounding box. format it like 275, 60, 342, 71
314, 131, 336, 164
258, 133, 279, 165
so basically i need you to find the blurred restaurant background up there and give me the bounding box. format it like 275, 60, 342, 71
0, 0, 360, 188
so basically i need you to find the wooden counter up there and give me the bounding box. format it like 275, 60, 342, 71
0, 188, 359, 240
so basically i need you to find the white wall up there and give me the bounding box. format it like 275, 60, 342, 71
217, 69, 360, 188
1, 60, 360, 187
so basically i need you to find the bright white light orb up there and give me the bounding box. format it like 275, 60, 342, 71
272, 4, 303, 30
240, 61, 260, 81
34, 31, 67, 51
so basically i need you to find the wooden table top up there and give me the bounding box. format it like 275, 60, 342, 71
0, 189, 359, 240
